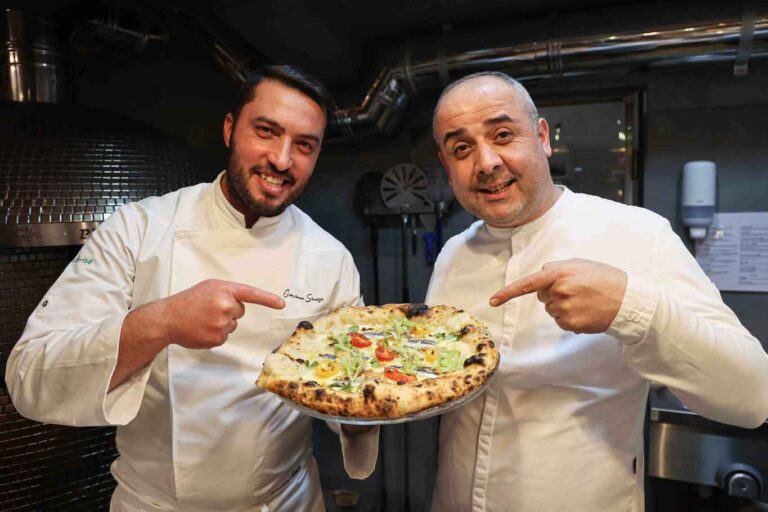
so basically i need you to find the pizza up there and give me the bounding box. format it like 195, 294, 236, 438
257, 303, 499, 419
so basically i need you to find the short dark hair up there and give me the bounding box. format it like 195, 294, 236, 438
230, 65, 334, 123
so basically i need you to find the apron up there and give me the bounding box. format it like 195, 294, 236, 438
110, 458, 325, 512
112, 226, 325, 511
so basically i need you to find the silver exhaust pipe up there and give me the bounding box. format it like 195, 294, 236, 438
330, 14, 768, 138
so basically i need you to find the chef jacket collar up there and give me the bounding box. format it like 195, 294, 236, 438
213, 170, 286, 230
484, 185, 572, 239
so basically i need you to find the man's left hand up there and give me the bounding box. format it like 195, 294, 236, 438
340, 424, 374, 436
489, 258, 628, 334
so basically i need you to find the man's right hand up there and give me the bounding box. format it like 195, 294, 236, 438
111, 279, 284, 391
161, 279, 285, 349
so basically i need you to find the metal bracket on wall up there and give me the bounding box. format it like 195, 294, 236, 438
0, 222, 100, 248
363, 204, 450, 303
735, 2, 756, 77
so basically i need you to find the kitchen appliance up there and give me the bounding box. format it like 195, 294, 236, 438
649, 385, 768, 504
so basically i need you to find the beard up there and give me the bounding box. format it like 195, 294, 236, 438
225, 145, 308, 219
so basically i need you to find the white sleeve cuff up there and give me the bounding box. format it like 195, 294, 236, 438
104, 365, 152, 425
338, 424, 380, 479
102, 314, 152, 425
606, 271, 659, 346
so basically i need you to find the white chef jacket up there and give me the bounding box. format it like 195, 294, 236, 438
426, 187, 768, 512
6, 172, 378, 511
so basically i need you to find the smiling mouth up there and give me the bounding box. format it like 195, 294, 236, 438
257, 171, 290, 187
478, 178, 515, 194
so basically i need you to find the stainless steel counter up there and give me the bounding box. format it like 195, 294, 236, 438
648, 385, 768, 502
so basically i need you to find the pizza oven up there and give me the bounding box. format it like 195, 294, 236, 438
0, 10, 205, 510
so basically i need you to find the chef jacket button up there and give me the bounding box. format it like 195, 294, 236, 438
41, 300, 48, 308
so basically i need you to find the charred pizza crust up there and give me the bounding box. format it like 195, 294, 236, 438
257, 304, 499, 419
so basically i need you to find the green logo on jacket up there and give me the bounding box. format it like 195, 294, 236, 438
74, 256, 94, 265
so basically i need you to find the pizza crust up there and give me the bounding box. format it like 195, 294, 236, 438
258, 304, 499, 419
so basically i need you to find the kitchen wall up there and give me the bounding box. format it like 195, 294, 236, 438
298, 92, 475, 307
643, 67, 768, 343
78, 52, 231, 177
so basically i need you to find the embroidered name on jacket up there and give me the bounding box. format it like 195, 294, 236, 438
283, 288, 324, 303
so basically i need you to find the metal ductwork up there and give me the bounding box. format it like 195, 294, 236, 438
0, 9, 205, 248
1, 5, 170, 104
331, 14, 768, 138
69, 5, 169, 58
173, 7, 271, 85
1, 9, 68, 103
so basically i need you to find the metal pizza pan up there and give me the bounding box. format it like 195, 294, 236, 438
273, 370, 498, 426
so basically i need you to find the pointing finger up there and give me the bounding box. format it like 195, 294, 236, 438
227, 282, 286, 309
232, 300, 246, 320
490, 269, 557, 307
541, 260, 566, 270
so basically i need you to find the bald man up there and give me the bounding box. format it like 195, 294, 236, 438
426, 71, 768, 511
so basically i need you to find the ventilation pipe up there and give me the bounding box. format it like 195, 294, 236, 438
1, 8, 68, 103
330, 15, 768, 138
172, 7, 271, 85
69, 5, 169, 58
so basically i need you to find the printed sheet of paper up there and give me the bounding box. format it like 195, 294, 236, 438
695, 212, 768, 292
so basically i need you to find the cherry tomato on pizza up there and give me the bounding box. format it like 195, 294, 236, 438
384, 367, 416, 383
375, 344, 397, 361
350, 332, 372, 348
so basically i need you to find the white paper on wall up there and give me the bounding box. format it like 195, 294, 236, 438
695, 212, 768, 292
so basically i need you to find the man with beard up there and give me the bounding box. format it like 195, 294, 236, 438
6, 65, 377, 512
426, 71, 768, 511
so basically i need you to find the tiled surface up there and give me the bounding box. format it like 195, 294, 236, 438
0, 246, 118, 511
0, 102, 202, 229
0, 101, 206, 510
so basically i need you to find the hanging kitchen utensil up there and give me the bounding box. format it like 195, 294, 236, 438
400, 213, 409, 302
379, 163, 432, 209
379, 164, 432, 302
353, 171, 386, 304
420, 213, 438, 265
410, 130, 455, 265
